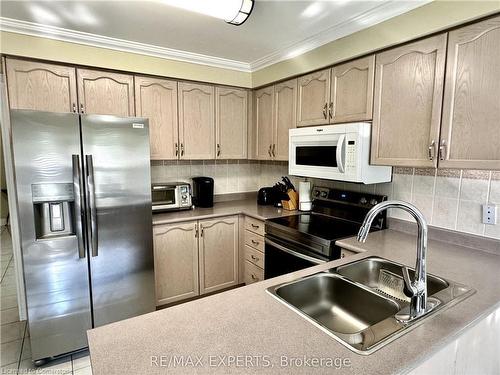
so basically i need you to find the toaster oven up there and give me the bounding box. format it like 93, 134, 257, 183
151, 182, 192, 212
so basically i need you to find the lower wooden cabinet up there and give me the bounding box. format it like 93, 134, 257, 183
153, 215, 239, 306
153, 221, 199, 306
199, 216, 239, 294
243, 217, 265, 285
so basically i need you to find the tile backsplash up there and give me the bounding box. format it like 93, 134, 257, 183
151, 160, 289, 195
306, 168, 500, 240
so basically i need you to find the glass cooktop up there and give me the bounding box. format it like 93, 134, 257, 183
268, 213, 362, 242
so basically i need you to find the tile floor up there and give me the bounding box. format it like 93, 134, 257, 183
1, 227, 93, 374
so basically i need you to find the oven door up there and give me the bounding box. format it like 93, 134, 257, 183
264, 236, 327, 279
289, 128, 346, 179
151, 185, 179, 211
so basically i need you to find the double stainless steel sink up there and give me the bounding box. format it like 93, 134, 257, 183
267, 257, 474, 354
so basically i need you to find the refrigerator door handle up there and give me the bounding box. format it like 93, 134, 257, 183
72, 155, 85, 258
85, 155, 98, 257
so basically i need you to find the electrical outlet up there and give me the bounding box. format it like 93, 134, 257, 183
482, 204, 497, 225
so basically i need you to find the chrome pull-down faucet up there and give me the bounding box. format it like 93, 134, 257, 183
357, 200, 429, 321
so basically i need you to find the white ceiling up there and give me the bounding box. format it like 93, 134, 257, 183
0, 0, 429, 71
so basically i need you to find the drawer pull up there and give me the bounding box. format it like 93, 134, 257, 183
251, 224, 259, 229
251, 255, 259, 261
251, 239, 259, 245
251, 274, 258, 281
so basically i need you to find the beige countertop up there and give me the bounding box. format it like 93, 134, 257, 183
87, 229, 500, 375
152, 198, 299, 225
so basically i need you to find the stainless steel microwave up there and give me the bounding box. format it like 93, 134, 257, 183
151, 182, 192, 212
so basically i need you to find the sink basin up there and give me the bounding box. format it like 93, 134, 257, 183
334, 257, 449, 297
267, 256, 474, 354
275, 273, 399, 334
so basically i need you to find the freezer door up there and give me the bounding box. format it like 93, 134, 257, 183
81, 115, 154, 327
10, 110, 92, 360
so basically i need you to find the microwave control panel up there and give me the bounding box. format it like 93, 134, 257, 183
345, 139, 358, 173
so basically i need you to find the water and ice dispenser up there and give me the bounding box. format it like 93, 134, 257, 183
32, 183, 75, 240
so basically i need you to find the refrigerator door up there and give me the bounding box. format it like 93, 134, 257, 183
81, 115, 154, 327
10, 110, 92, 360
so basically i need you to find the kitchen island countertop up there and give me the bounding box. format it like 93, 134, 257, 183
87, 229, 500, 374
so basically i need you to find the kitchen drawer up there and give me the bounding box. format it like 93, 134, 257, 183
244, 230, 264, 252
340, 248, 358, 259
244, 245, 264, 269
244, 216, 265, 236
244, 260, 264, 285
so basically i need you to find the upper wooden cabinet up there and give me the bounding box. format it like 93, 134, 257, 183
198, 216, 239, 295
135, 76, 178, 160
215, 87, 248, 159
253, 86, 274, 160
371, 34, 447, 167
153, 221, 199, 306
273, 78, 297, 160
330, 56, 375, 123
440, 16, 500, 170
297, 69, 330, 127
6, 58, 77, 113
77, 68, 135, 116
178, 82, 215, 160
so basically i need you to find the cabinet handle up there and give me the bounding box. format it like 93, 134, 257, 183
341, 253, 345, 258
251, 255, 259, 261
175, 143, 179, 157
272, 144, 276, 157
200, 225, 204, 237
439, 140, 447, 161
322, 103, 327, 119
251, 239, 259, 245
329, 102, 333, 120
180, 143, 185, 157
217, 144, 221, 157
194, 224, 198, 238
80, 103, 85, 114
268, 145, 272, 157
251, 224, 259, 229
251, 274, 258, 281
428, 140, 436, 160
72, 103, 77, 113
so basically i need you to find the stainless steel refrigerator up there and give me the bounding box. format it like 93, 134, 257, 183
10, 110, 155, 362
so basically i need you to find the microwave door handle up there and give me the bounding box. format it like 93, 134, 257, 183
336, 134, 346, 173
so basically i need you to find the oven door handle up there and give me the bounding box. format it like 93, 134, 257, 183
265, 238, 326, 265
336, 134, 346, 173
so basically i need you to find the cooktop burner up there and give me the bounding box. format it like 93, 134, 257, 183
268, 213, 362, 242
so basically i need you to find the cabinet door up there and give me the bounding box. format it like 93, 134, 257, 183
153, 222, 199, 306
77, 68, 135, 116
330, 56, 375, 123
273, 78, 297, 160
199, 216, 239, 295
6, 58, 77, 113
440, 16, 500, 169
216, 87, 247, 159
297, 69, 330, 127
253, 86, 274, 160
135, 76, 178, 160
178, 82, 215, 159
371, 34, 447, 167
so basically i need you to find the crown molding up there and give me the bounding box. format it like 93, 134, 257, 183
0, 1, 429, 75
249, 0, 431, 71
0, 17, 253, 73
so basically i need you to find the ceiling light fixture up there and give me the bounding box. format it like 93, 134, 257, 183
162, 0, 254, 26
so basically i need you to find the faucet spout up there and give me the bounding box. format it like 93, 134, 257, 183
357, 200, 429, 321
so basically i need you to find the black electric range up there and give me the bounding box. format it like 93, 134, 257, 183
264, 187, 387, 279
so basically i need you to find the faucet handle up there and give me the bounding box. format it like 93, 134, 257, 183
402, 266, 417, 298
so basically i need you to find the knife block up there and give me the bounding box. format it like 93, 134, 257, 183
282, 190, 299, 211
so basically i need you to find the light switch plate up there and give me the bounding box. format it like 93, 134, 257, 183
482, 204, 497, 225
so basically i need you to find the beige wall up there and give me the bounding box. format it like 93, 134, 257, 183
1, 2, 498, 90
252, 1, 500, 87
0, 31, 253, 88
